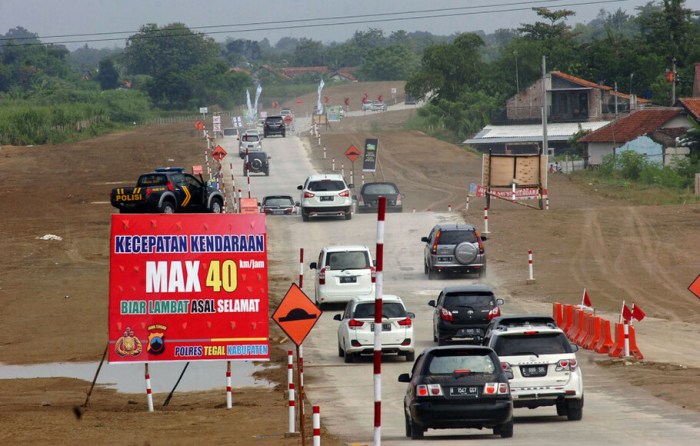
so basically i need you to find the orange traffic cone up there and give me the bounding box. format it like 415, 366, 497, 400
594, 318, 614, 354
608, 323, 644, 359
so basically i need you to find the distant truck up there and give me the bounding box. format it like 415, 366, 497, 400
110, 167, 224, 214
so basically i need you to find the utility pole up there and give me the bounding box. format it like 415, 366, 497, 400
671, 57, 677, 105
514, 50, 520, 93
542, 55, 548, 157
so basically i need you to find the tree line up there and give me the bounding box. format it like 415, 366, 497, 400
1, 0, 699, 146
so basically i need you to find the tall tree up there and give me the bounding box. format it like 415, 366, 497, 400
96, 58, 120, 90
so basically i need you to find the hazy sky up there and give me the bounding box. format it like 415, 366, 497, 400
0, 0, 690, 50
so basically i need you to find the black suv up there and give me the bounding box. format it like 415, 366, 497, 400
263, 115, 286, 137
429, 285, 504, 345
421, 223, 487, 279
243, 152, 270, 176
399, 345, 514, 439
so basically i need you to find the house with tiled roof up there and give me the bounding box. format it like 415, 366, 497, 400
465, 71, 650, 155
329, 67, 358, 82
577, 107, 692, 166
279, 66, 329, 80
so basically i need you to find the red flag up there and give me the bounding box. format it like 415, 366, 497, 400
632, 303, 645, 321
582, 289, 592, 307
622, 304, 633, 323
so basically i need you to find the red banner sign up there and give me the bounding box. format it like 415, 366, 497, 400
108, 214, 269, 363
475, 185, 547, 199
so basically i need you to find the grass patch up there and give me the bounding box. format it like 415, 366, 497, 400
568, 171, 700, 205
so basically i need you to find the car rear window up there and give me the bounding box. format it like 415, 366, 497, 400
427, 352, 497, 374
492, 333, 573, 355
266, 117, 283, 123
137, 174, 168, 186
437, 230, 477, 244
444, 293, 494, 308
264, 197, 293, 206
308, 180, 346, 192
363, 184, 398, 194
326, 251, 370, 270
352, 302, 406, 319
242, 134, 260, 142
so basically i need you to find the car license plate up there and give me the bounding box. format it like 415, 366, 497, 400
449, 386, 479, 397
521, 365, 548, 377
339, 276, 356, 283
370, 323, 392, 331
456, 328, 480, 337
271, 210, 284, 214
320, 196, 333, 202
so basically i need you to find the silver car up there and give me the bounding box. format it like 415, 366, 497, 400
421, 223, 487, 279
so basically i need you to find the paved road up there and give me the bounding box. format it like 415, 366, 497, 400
217, 125, 700, 445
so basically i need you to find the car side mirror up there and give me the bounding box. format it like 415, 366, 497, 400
398, 373, 411, 382
295, 201, 300, 206
505, 370, 514, 380
297, 185, 303, 190
333, 314, 342, 321
407, 312, 416, 319
496, 298, 505, 305
428, 300, 436, 307
570, 343, 579, 352
420, 237, 429, 243
480, 235, 488, 241
267, 156, 272, 160
309, 262, 317, 270
347, 183, 354, 189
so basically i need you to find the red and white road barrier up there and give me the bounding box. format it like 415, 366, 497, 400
511, 182, 516, 203
299, 248, 304, 288
545, 197, 549, 210
466, 195, 470, 211
247, 175, 251, 199
323, 147, 326, 159
226, 361, 232, 409
237, 189, 242, 213
288, 382, 296, 433
483, 207, 490, 234
527, 250, 535, 283
145, 364, 154, 412
448, 204, 452, 212
332, 158, 335, 171
374, 196, 386, 445
313, 405, 321, 446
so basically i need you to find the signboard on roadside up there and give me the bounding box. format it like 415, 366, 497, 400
272, 283, 321, 346
362, 138, 379, 172
108, 214, 270, 363
213, 115, 221, 133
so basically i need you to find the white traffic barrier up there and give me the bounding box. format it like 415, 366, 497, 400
483, 207, 490, 234
226, 361, 232, 409
313, 406, 321, 446
299, 248, 304, 289
288, 383, 296, 433
527, 249, 536, 284
145, 364, 154, 413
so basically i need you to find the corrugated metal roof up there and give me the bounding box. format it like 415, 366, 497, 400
463, 122, 610, 145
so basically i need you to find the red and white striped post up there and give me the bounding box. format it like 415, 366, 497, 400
545, 197, 550, 210
332, 158, 335, 171
483, 207, 490, 234
288, 382, 296, 433
527, 249, 536, 284
145, 364, 154, 412
511, 182, 516, 203
623, 322, 630, 357
247, 175, 251, 199
226, 361, 232, 409
361, 173, 365, 186
465, 195, 470, 211
299, 248, 304, 289
313, 406, 321, 446
448, 203, 452, 212
373, 196, 386, 445
237, 189, 242, 213
204, 150, 212, 180
229, 162, 237, 212
323, 146, 326, 159
341, 164, 345, 179
245, 148, 251, 199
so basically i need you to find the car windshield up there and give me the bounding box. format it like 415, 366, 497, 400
438, 230, 477, 244
326, 251, 370, 270
427, 352, 496, 374
492, 333, 573, 355
264, 197, 293, 206
352, 302, 406, 319
308, 180, 346, 192
363, 184, 398, 195
137, 174, 168, 186
444, 293, 494, 308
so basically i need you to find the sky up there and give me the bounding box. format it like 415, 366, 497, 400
0, 0, 694, 50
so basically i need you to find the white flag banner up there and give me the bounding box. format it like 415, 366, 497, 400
316, 78, 325, 115
246, 89, 254, 123
254, 83, 263, 118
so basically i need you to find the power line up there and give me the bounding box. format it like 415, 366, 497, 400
1, 0, 632, 47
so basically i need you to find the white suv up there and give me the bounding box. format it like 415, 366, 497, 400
297, 174, 353, 221
484, 318, 584, 421
309, 245, 375, 308
333, 294, 415, 363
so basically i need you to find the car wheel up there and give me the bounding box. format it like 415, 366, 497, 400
409, 418, 424, 439
404, 412, 412, 438
454, 242, 478, 265
405, 351, 415, 362
343, 350, 353, 363
338, 343, 344, 358
159, 201, 175, 214
424, 262, 428, 275
566, 398, 583, 421
437, 338, 448, 346
264, 168, 269, 177
210, 199, 223, 214
433, 323, 438, 342
494, 418, 513, 438
243, 167, 248, 176
478, 266, 487, 278
302, 209, 310, 222
344, 208, 352, 220
428, 267, 437, 280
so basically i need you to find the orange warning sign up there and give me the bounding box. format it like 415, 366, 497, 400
272, 283, 321, 346
195, 120, 205, 130
212, 145, 227, 161
689, 274, 700, 300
